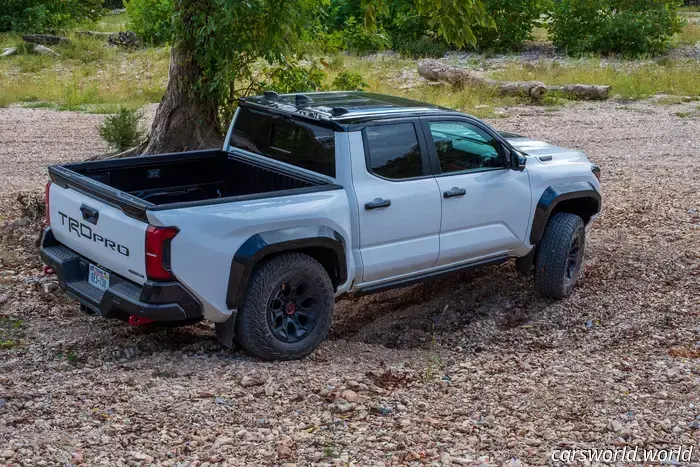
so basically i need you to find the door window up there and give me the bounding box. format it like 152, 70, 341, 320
427, 121, 503, 173
365, 123, 424, 179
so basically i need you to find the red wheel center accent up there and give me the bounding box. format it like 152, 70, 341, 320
285, 302, 296, 315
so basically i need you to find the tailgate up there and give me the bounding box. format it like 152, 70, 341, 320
48, 183, 148, 284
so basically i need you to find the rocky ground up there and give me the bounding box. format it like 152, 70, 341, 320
0, 101, 698, 466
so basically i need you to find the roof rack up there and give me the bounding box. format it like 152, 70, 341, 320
263, 90, 279, 101
295, 94, 313, 107
331, 107, 349, 117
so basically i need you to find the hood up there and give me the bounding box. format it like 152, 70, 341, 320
500, 132, 589, 164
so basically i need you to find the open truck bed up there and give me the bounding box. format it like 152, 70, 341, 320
49, 149, 336, 221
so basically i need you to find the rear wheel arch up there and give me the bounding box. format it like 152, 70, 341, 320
226, 226, 347, 310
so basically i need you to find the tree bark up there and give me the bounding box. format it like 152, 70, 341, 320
417, 59, 611, 101
142, 42, 223, 155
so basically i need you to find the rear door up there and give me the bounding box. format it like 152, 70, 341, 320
48, 183, 148, 284
420, 117, 531, 267
350, 120, 442, 283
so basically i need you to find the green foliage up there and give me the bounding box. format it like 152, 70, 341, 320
263, 62, 326, 93
321, 16, 390, 54
473, 0, 546, 50
99, 107, 145, 151
331, 70, 367, 90
0, 0, 104, 33
125, 0, 173, 45
549, 0, 684, 56
172, 0, 321, 126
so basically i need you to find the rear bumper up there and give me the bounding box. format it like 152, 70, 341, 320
40, 228, 202, 323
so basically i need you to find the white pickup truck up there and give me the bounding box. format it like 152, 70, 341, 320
40, 91, 601, 360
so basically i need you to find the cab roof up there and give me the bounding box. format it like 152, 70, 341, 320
238, 91, 461, 130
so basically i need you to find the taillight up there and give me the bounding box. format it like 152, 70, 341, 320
45, 181, 52, 225
591, 164, 601, 181
145, 225, 179, 281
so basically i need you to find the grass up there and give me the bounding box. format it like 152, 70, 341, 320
490, 60, 700, 100
331, 55, 524, 118
77, 12, 129, 33
0, 317, 23, 350
0, 32, 169, 112
674, 22, 700, 46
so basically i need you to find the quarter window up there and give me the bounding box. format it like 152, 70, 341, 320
427, 121, 503, 173
365, 123, 423, 179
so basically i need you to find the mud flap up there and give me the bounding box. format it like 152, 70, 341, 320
215, 312, 237, 349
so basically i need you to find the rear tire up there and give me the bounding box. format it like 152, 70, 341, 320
534, 212, 585, 299
235, 252, 334, 361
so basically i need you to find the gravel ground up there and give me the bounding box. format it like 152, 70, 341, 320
0, 101, 698, 466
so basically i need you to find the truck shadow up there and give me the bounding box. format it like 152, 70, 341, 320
330, 261, 555, 351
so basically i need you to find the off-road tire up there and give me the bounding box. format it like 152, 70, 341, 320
534, 212, 585, 299
235, 252, 334, 361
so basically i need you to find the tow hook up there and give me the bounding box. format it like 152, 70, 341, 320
128, 315, 155, 326
42, 265, 54, 275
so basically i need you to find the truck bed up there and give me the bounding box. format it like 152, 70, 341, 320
61, 149, 324, 205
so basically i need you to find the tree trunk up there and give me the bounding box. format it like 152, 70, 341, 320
142, 42, 223, 155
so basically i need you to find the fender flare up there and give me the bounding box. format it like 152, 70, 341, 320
529, 182, 601, 245
226, 226, 347, 310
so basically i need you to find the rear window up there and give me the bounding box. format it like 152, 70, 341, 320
365, 123, 423, 179
229, 108, 336, 177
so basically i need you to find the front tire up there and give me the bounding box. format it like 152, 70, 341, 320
235, 252, 334, 361
534, 212, 586, 299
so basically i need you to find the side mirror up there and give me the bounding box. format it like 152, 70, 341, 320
510, 149, 527, 172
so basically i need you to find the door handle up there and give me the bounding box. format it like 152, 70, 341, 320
365, 198, 391, 210
80, 204, 99, 224
443, 187, 466, 198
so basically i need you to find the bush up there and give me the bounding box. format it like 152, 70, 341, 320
473, 0, 546, 51
549, 0, 684, 56
321, 16, 390, 54
125, 0, 173, 45
263, 62, 326, 94
0, 0, 104, 33
99, 107, 145, 151
331, 71, 366, 90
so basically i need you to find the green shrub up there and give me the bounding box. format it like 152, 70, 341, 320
331, 71, 367, 90
0, 0, 104, 33
263, 62, 326, 94
125, 0, 173, 45
473, 0, 546, 51
549, 0, 684, 56
321, 16, 390, 54
99, 107, 145, 151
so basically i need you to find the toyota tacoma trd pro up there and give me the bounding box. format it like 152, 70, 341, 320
40, 91, 602, 360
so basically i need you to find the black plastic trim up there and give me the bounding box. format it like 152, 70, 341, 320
226, 226, 347, 310
49, 165, 152, 222
353, 255, 509, 297
40, 228, 202, 322
530, 182, 602, 244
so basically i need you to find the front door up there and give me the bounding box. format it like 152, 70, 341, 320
351, 120, 442, 283
420, 117, 532, 267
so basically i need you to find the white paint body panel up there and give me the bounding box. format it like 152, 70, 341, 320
147, 189, 353, 322
434, 168, 531, 266
48, 183, 148, 283
346, 131, 442, 282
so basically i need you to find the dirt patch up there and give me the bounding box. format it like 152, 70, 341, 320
0, 102, 698, 465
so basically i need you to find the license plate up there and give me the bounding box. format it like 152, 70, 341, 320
88, 264, 110, 292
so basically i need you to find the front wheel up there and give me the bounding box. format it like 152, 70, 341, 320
534, 212, 586, 299
235, 252, 334, 361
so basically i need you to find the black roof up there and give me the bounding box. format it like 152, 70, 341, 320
239, 91, 460, 129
